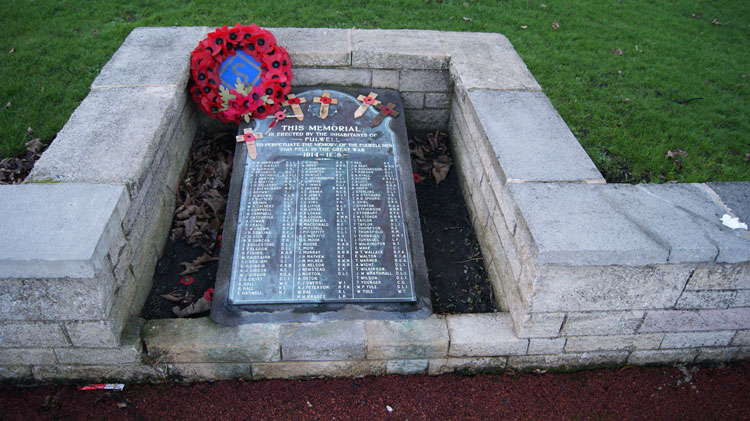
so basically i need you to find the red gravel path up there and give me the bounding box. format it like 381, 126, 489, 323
2, 362, 749, 420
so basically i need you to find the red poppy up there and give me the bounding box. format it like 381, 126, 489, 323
204, 288, 215, 301
180, 276, 194, 286
413, 173, 423, 183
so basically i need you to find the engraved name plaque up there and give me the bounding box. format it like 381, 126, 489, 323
212, 88, 431, 324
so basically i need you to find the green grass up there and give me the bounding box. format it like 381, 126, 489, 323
1, 0, 748, 182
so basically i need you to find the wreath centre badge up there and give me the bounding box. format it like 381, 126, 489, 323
189, 24, 293, 124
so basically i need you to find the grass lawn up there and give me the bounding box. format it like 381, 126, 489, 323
0, 0, 747, 182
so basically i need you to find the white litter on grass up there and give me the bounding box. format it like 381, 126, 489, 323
721, 214, 748, 230
386, 405, 393, 412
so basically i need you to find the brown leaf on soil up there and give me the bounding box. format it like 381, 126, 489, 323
432, 162, 452, 185
160, 289, 195, 303
179, 252, 219, 275
173, 296, 211, 317
552, 21, 559, 30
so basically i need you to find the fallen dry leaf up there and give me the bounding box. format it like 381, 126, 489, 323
540, 3, 547, 8
520, 25, 528, 29
173, 296, 211, 317
711, 18, 722, 25
8, 47, 15, 54
462, 16, 472, 22
25, 138, 45, 154
552, 20, 559, 30
179, 252, 219, 275
1, 102, 10, 110
432, 161, 452, 185
609, 49, 624, 56
743, 153, 749, 162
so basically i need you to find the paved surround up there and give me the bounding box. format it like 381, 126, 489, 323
0, 27, 748, 382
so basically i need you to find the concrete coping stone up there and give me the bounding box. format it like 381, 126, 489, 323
0, 183, 129, 278
510, 183, 750, 266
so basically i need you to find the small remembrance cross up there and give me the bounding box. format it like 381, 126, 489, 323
354, 92, 381, 119
371, 102, 399, 128
281, 94, 306, 121
235, 127, 263, 160
313, 92, 338, 119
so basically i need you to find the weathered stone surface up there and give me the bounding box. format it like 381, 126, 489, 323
732, 330, 750, 346
401, 92, 424, 109
252, 360, 385, 379
281, 321, 365, 361
527, 338, 566, 355
442, 31, 541, 91
292, 68, 371, 86
92, 26, 209, 88
143, 317, 280, 363
562, 311, 646, 336
628, 349, 697, 365
271, 27, 351, 67
732, 290, 750, 307
0, 322, 68, 348
532, 265, 690, 312
399, 70, 451, 92
447, 314, 528, 357
640, 308, 750, 333
510, 183, 668, 266
386, 359, 429, 375
425, 93, 451, 109
515, 312, 566, 338
0, 348, 56, 365
167, 363, 252, 381
508, 351, 629, 371
565, 334, 663, 352
405, 109, 451, 132
428, 357, 507, 375
598, 184, 737, 263
0, 365, 33, 381
661, 331, 736, 349
685, 264, 749, 290
707, 182, 750, 224
352, 29, 447, 70
0, 276, 115, 322
65, 320, 122, 348
737, 347, 750, 360
469, 91, 603, 184
365, 316, 449, 360
55, 318, 143, 364
676, 291, 737, 309
371, 70, 400, 89
28, 86, 186, 195
0, 184, 128, 279
32, 364, 158, 382
696, 347, 739, 363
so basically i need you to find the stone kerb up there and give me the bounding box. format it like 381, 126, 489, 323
1, 26, 748, 382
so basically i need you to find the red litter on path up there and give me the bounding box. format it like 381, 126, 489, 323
79, 384, 124, 391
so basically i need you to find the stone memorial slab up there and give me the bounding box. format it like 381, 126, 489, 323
212, 88, 430, 324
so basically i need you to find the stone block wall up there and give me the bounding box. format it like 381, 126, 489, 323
0, 26, 747, 382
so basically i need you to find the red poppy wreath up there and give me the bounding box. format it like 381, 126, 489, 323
189, 24, 293, 124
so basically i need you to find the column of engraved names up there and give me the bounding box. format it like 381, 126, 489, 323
235, 161, 278, 298
350, 160, 389, 297
384, 160, 410, 295
295, 160, 332, 300
277, 160, 299, 299
335, 159, 353, 299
